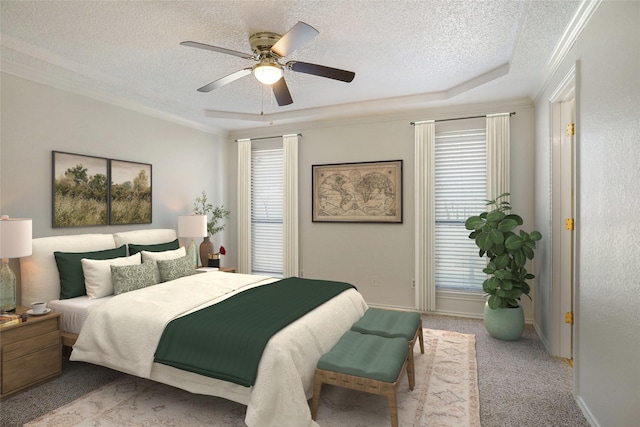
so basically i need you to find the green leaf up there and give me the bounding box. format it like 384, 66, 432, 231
489, 229, 504, 244
522, 245, 534, 259
505, 235, 523, 250
476, 232, 494, 251
486, 210, 506, 223
485, 277, 499, 290
513, 250, 526, 268
488, 295, 502, 310
465, 216, 484, 230
497, 218, 519, 232
494, 254, 511, 269
506, 214, 523, 225
530, 230, 542, 241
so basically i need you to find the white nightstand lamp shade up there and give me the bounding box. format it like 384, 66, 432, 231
178, 215, 207, 268
0, 216, 32, 313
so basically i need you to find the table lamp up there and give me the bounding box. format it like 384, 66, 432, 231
0, 216, 32, 313
178, 214, 207, 268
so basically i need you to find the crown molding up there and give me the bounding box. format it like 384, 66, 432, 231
205, 63, 510, 124
534, 0, 602, 99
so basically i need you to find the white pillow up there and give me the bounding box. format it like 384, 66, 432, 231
141, 246, 186, 262
81, 253, 142, 299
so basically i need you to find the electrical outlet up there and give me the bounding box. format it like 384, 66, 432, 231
372, 276, 377, 287
300, 270, 304, 278
411, 279, 415, 288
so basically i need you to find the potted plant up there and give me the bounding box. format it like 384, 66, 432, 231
193, 191, 231, 267
464, 193, 542, 340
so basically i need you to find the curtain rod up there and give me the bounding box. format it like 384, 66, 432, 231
410, 112, 515, 125
235, 133, 302, 142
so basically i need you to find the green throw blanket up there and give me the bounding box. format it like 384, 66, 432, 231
154, 277, 355, 387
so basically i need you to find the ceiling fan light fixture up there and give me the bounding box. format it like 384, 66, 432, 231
253, 61, 283, 85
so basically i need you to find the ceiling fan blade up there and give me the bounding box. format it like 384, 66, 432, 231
287, 61, 355, 82
180, 41, 254, 60
197, 68, 252, 92
270, 22, 319, 58
272, 77, 293, 106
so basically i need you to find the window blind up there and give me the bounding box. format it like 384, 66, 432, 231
434, 129, 487, 290
251, 147, 284, 276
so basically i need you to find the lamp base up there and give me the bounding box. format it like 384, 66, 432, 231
0, 260, 17, 313
186, 240, 198, 268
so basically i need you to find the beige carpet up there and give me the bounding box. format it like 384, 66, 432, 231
26, 329, 479, 427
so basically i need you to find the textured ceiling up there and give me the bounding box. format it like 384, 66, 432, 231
1, 1, 581, 132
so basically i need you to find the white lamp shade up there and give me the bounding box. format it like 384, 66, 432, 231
0, 218, 32, 258
178, 215, 208, 238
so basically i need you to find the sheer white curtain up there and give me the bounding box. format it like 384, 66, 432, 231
486, 113, 511, 200
414, 121, 436, 311
237, 138, 252, 274
283, 134, 299, 277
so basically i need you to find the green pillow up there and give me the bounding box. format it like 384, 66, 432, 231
128, 239, 180, 255
111, 260, 160, 295
157, 255, 196, 282
55, 245, 127, 300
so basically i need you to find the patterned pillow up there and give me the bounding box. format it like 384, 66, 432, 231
156, 255, 196, 282
111, 260, 160, 295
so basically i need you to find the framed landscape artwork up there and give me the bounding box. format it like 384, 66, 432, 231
52, 151, 109, 227
312, 160, 403, 223
109, 159, 152, 225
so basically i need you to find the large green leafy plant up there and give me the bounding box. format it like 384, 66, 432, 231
464, 193, 542, 309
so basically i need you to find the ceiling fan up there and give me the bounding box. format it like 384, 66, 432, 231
181, 21, 355, 106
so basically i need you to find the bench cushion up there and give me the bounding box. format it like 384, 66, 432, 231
351, 308, 421, 340
317, 331, 408, 383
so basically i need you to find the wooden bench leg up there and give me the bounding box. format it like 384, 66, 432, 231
311, 374, 323, 420
418, 324, 425, 354
386, 390, 399, 427
407, 347, 415, 390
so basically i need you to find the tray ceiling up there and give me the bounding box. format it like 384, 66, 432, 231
1, 1, 582, 131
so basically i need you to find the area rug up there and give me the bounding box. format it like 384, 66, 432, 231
26, 329, 479, 427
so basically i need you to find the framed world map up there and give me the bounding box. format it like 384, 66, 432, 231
312, 160, 402, 223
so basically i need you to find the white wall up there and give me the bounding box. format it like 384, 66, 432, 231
228, 99, 535, 317
1, 73, 233, 300
534, 1, 640, 425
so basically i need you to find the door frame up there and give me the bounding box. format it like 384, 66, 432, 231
549, 65, 576, 359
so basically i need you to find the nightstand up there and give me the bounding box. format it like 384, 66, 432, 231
196, 267, 236, 273
0, 306, 61, 399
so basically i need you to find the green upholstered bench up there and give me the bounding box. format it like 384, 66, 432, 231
311, 331, 411, 427
350, 308, 424, 389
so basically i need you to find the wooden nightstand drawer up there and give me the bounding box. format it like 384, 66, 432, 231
3, 330, 60, 361
1, 317, 58, 346
2, 344, 60, 393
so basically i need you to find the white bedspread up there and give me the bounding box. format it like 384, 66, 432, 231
70, 272, 368, 427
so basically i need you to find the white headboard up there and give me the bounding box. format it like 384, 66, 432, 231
20, 229, 177, 306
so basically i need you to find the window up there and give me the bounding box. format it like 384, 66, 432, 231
434, 129, 487, 291
251, 146, 283, 276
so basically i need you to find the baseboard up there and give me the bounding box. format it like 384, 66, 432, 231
575, 394, 599, 427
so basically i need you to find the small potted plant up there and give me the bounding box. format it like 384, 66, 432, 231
464, 193, 542, 340
193, 191, 231, 267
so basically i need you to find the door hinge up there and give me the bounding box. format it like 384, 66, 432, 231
565, 123, 575, 136
565, 218, 575, 231
565, 312, 574, 324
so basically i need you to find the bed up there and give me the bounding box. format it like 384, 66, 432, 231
20, 229, 368, 427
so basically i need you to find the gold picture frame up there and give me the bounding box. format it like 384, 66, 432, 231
312, 160, 402, 223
